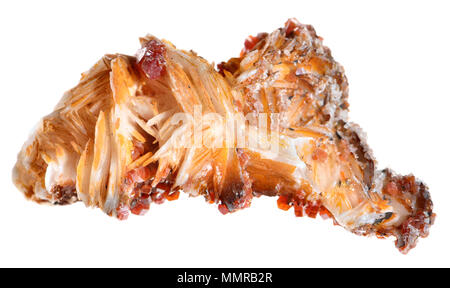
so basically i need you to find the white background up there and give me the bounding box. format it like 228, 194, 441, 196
0, 0, 449, 268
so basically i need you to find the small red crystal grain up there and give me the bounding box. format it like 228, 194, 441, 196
386, 181, 399, 196
217, 62, 227, 76
294, 202, 304, 217
285, 18, 301, 36
130, 197, 150, 216
277, 195, 291, 211
135, 166, 152, 182
218, 203, 229, 215
116, 204, 129, 221
244, 36, 260, 52
305, 201, 320, 218
240, 33, 267, 57
154, 182, 172, 195
319, 206, 333, 220
400, 176, 417, 194
137, 39, 166, 79
140, 184, 152, 194
151, 192, 165, 205
164, 190, 180, 201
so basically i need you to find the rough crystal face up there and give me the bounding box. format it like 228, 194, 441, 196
137, 39, 166, 79
12, 19, 434, 253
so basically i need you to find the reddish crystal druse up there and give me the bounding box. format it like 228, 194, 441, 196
137, 39, 166, 79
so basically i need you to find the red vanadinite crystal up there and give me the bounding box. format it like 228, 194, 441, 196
386, 181, 399, 196
294, 202, 304, 217
240, 33, 267, 57
164, 190, 180, 201
135, 166, 152, 182
217, 62, 227, 76
218, 203, 229, 215
130, 197, 150, 216
244, 36, 260, 52
150, 192, 165, 205
137, 39, 166, 80
305, 201, 320, 218
277, 195, 291, 211
319, 206, 333, 220
116, 204, 130, 221
284, 18, 301, 36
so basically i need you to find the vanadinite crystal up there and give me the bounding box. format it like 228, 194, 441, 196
137, 39, 166, 79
